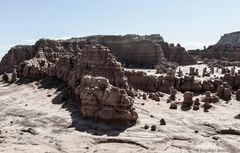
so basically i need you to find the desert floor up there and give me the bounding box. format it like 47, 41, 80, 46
0, 66, 240, 153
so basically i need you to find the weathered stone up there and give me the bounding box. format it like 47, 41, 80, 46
2, 72, 9, 82
189, 67, 198, 76
177, 67, 183, 77
169, 102, 178, 109
143, 93, 147, 100
75, 76, 138, 124
15, 43, 138, 124
10, 69, 17, 83
223, 88, 232, 101
236, 89, 240, 101
212, 95, 219, 103
160, 119, 166, 125
179, 76, 202, 92
193, 105, 199, 111
169, 86, 177, 100
194, 98, 200, 106
202, 91, 212, 103
155, 96, 160, 102
182, 91, 193, 107
160, 42, 196, 65
217, 85, 225, 98
151, 125, 157, 131
144, 124, 149, 129
0, 45, 35, 74
217, 82, 232, 101
202, 80, 215, 92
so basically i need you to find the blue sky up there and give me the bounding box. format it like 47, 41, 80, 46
1, 0, 240, 58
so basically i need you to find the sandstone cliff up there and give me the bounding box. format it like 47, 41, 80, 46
160, 42, 196, 65
218, 31, 240, 45
189, 31, 240, 61
16, 42, 137, 124
0, 45, 35, 74
0, 34, 196, 75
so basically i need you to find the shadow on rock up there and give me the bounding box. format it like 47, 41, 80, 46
180, 106, 192, 111
16, 77, 131, 136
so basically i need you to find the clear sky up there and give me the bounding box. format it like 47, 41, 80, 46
1, 0, 240, 58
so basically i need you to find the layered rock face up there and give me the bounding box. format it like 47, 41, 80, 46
160, 43, 196, 65
125, 69, 239, 94
75, 76, 137, 123
0, 34, 196, 75
0, 45, 35, 74
125, 70, 204, 93
98, 35, 165, 68
189, 32, 240, 61
16, 41, 137, 124
218, 31, 240, 44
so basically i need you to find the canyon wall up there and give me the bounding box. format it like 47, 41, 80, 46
189, 32, 240, 61
0, 34, 196, 75
16, 40, 137, 124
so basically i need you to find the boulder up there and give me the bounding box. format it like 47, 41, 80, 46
169, 86, 177, 100
182, 91, 193, 107
75, 76, 137, 124
202, 80, 215, 92
10, 69, 17, 83
2, 72, 9, 82
217, 82, 232, 101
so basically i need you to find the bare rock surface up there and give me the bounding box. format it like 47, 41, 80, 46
0, 34, 197, 76
15, 42, 137, 124
189, 32, 240, 61
75, 75, 137, 124
1, 78, 240, 152
0, 45, 35, 74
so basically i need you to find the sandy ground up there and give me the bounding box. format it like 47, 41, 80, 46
1, 65, 240, 153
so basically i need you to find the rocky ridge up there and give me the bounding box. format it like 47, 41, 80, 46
0, 34, 196, 74
16, 41, 137, 124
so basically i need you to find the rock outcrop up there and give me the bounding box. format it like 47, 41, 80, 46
218, 31, 240, 45
98, 35, 165, 68
75, 76, 137, 124
0, 34, 197, 76
16, 41, 137, 124
0, 45, 35, 74
189, 32, 240, 61
217, 82, 232, 101
182, 91, 193, 107
160, 42, 196, 65
236, 89, 240, 101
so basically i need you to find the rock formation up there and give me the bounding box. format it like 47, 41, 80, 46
176, 76, 202, 92
189, 32, 240, 61
0, 45, 35, 74
2, 72, 9, 82
74, 76, 137, 124
98, 35, 165, 68
160, 42, 197, 65
189, 67, 199, 76
182, 91, 193, 107
202, 91, 219, 104
218, 31, 240, 44
10, 69, 17, 83
169, 102, 178, 109
217, 82, 232, 101
193, 98, 200, 110
0, 34, 197, 76
236, 89, 240, 101
222, 73, 240, 90
15, 41, 137, 124
169, 86, 177, 100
